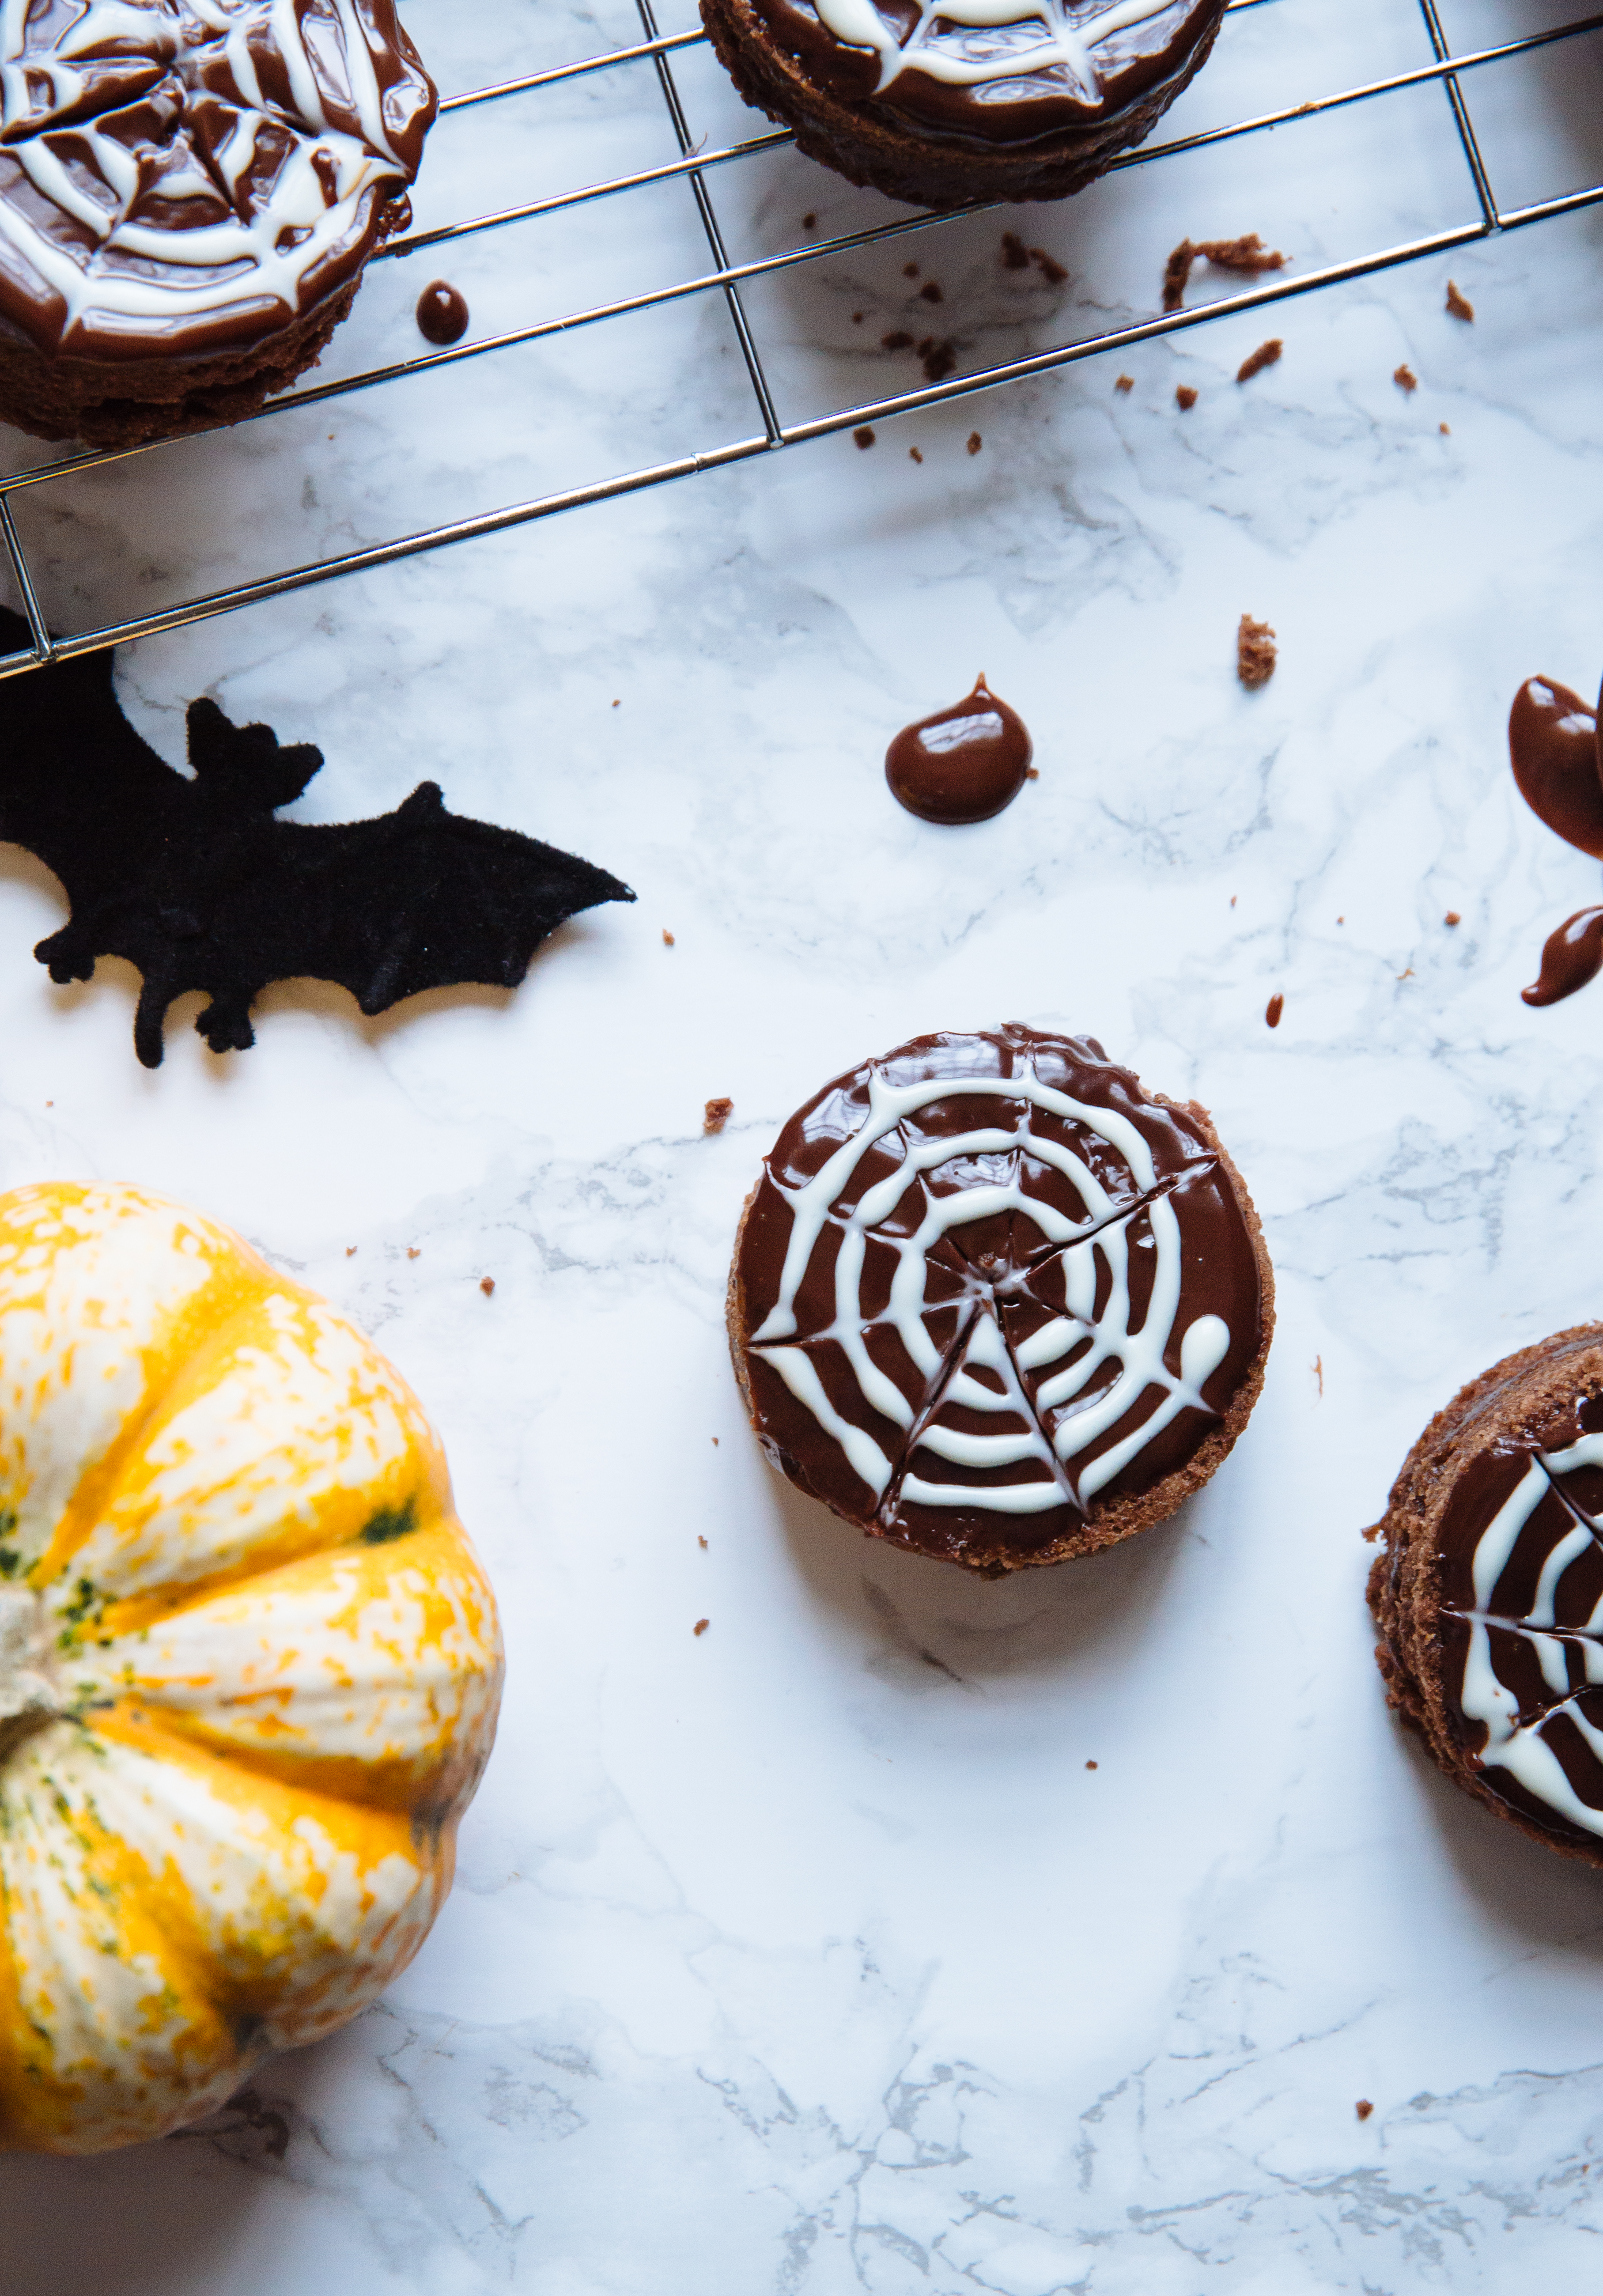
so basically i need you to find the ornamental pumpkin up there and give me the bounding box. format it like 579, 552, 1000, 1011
0, 1182, 502, 2155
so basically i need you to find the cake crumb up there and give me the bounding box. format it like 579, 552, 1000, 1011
1356, 2100, 1374, 2122
882, 329, 914, 351
662, 928, 675, 946
1446, 280, 1474, 322
1444, 910, 1461, 927
1025, 765, 1039, 780
1030, 246, 1068, 284
967, 431, 982, 454
1236, 337, 1282, 383
903, 261, 919, 279
345, 1245, 356, 1257
1164, 232, 1285, 311
909, 446, 923, 463
919, 280, 943, 304
1397, 967, 1414, 981
1265, 992, 1284, 1029
1000, 231, 1030, 270
480, 1276, 495, 1297
694, 1618, 710, 1637
1230, 895, 1238, 908
802, 212, 816, 230
1115, 373, 1134, 393
919, 337, 956, 382
611, 698, 620, 707
1237, 613, 1277, 688
852, 310, 864, 322
407, 1246, 420, 1260
854, 426, 876, 449
1394, 363, 1418, 392
703, 1096, 733, 1135
1440, 421, 1451, 435
1085, 1759, 1098, 1771
1314, 1354, 1324, 1397
699, 1534, 709, 1547
1176, 384, 1198, 409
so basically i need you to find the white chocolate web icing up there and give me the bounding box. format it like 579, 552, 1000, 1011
0, 0, 431, 356
1452, 1433, 1603, 1838
809, 0, 1200, 98
750, 1059, 1233, 1522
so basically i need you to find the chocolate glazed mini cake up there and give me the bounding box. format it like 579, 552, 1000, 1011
728, 1025, 1273, 1574
1369, 1329, 1603, 1867
699, 0, 1228, 210
0, 2, 435, 447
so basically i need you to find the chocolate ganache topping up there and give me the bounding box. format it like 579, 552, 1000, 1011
1509, 675, 1603, 1007
885, 675, 1032, 824
748, 0, 1224, 148
0, 0, 435, 365
1434, 1369, 1603, 1851
732, 1025, 1265, 1568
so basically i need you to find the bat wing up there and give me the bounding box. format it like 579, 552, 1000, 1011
261, 783, 635, 1017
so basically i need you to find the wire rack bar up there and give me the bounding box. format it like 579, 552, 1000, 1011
0, 1, 1599, 677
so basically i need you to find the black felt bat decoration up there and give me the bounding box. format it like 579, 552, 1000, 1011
0, 608, 634, 1067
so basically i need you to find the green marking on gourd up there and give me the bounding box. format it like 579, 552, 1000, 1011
360, 1494, 419, 1546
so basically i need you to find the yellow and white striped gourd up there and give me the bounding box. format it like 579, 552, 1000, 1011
0, 1183, 502, 2154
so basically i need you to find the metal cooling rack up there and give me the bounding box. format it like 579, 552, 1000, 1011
0, 0, 1599, 681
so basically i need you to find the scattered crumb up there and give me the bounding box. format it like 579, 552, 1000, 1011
1265, 992, 1284, 1029
919, 280, 943, 304
611, 698, 620, 707
1030, 246, 1068, 285
1337, 915, 1344, 923
1394, 363, 1418, 392
1176, 384, 1198, 409
852, 310, 864, 323
909, 446, 923, 463
1236, 337, 1282, 383
882, 329, 915, 351
903, 261, 919, 279
1440, 421, 1451, 435
919, 337, 957, 382
1314, 1354, 1324, 1397
1446, 280, 1474, 322
407, 1246, 420, 1260
967, 431, 982, 455
1237, 613, 1277, 688
1397, 967, 1415, 980
662, 928, 676, 946
1356, 2100, 1374, 2123
1085, 1760, 1098, 1771
712, 1439, 719, 1448
345, 1245, 356, 1257
1230, 895, 1237, 908
1025, 765, 1039, 780
699, 1534, 709, 1547
854, 426, 875, 449
802, 211, 816, 230
1115, 373, 1134, 393
1001, 231, 1030, 270
1164, 232, 1285, 311
480, 1276, 496, 1296
694, 1618, 710, 1637
703, 1096, 733, 1135
1444, 910, 1461, 927
44, 1100, 51, 1107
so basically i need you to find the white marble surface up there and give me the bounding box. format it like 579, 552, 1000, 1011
8, 1, 1603, 2288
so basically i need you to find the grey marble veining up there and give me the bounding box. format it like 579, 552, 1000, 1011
6, 2, 1603, 2289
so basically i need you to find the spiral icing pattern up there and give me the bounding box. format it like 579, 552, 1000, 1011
733, 1027, 1267, 1569
0, 0, 434, 363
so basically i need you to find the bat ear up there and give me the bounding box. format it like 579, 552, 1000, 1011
396, 781, 446, 820
187, 697, 323, 811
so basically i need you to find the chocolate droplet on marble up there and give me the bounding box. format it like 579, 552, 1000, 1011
1524, 906, 1603, 1007
1509, 677, 1603, 859
885, 676, 1033, 824
416, 281, 469, 346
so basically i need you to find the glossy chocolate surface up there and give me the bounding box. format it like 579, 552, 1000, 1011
0, 1, 435, 367
733, 1025, 1264, 1567
885, 676, 1032, 823
416, 281, 469, 346
1523, 906, 1603, 1008
1436, 1369, 1603, 1852
1508, 677, 1603, 859
748, 0, 1224, 150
